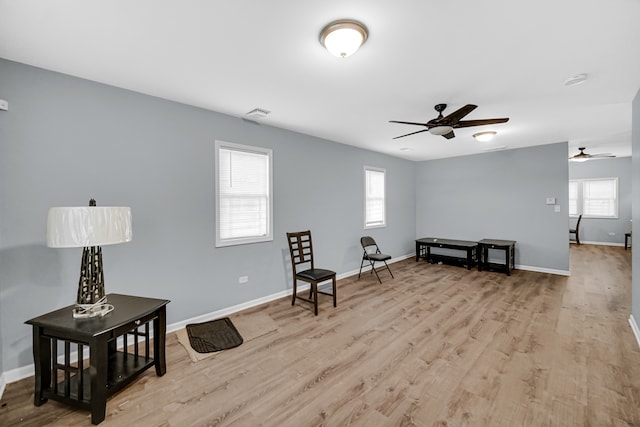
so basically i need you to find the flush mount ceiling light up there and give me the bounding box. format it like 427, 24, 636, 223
473, 131, 497, 142
320, 20, 368, 58
564, 73, 588, 86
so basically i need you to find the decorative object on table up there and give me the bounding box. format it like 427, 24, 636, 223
186, 317, 243, 353
47, 198, 132, 318
358, 236, 394, 284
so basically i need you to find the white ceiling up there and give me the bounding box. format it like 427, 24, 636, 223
1, 0, 639, 161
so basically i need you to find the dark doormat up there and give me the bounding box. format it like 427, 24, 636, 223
186, 317, 243, 353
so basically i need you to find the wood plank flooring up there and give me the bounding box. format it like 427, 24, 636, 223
2, 244, 639, 426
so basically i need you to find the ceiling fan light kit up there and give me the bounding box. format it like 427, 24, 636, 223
320, 20, 368, 58
429, 125, 454, 136
473, 131, 497, 142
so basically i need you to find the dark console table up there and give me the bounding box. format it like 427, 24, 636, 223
478, 239, 516, 276
26, 293, 170, 425
415, 238, 478, 270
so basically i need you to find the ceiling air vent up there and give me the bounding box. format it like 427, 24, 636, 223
245, 108, 270, 120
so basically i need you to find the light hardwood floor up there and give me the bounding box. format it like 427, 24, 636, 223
2, 244, 639, 426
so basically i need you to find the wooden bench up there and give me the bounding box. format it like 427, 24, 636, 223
415, 238, 478, 270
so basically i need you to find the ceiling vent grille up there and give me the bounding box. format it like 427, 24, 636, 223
245, 108, 271, 120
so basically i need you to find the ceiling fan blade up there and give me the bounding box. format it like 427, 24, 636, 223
442, 130, 455, 139
441, 104, 477, 124
392, 129, 429, 139
589, 153, 615, 159
454, 118, 509, 128
389, 120, 427, 126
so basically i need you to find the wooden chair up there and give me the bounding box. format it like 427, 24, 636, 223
286, 230, 337, 316
358, 236, 394, 284
570, 214, 583, 245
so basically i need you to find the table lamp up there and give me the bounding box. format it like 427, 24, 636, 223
47, 199, 132, 318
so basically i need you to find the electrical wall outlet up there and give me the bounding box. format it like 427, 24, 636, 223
608, 232, 615, 236
546, 197, 556, 205
238, 276, 249, 284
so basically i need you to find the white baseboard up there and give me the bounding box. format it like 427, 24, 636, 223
0, 254, 414, 392
0, 372, 5, 400
630, 315, 640, 349
578, 241, 625, 247
515, 264, 571, 276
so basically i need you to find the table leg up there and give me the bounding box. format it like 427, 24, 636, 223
89, 338, 108, 425
32, 326, 49, 406
415, 242, 420, 261
466, 248, 472, 270
505, 246, 511, 276
154, 306, 167, 376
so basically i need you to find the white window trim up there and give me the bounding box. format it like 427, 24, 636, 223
569, 177, 619, 219
364, 165, 387, 229
215, 140, 273, 247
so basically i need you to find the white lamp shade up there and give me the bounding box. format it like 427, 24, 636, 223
47, 206, 132, 248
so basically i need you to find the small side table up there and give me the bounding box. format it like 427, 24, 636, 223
25, 293, 170, 425
625, 232, 631, 250
478, 239, 516, 276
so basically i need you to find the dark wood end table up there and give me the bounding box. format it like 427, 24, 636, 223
25, 293, 170, 425
478, 239, 516, 276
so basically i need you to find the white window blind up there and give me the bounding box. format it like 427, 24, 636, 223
365, 167, 386, 228
215, 141, 272, 247
568, 177, 618, 219
568, 181, 579, 216
583, 179, 617, 217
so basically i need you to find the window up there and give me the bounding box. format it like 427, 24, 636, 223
569, 178, 618, 219
364, 166, 386, 228
215, 141, 273, 247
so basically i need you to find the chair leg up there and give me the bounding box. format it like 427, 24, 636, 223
383, 261, 394, 279
368, 259, 382, 284
312, 283, 318, 316
332, 276, 337, 308
576, 234, 580, 245
291, 278, 297, 306
358, 257, 366, 279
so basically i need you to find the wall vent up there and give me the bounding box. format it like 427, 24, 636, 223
245, 108, 270, 120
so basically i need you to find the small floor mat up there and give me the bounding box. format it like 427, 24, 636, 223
186, 317, 243, 353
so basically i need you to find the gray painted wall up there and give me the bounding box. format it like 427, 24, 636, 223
633, 89, 640, 322
415, 143, 570, 272
0, 58, 416, 372
568, 157, 632, 244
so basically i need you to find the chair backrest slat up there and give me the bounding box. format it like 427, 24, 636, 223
287, 230, 315, 273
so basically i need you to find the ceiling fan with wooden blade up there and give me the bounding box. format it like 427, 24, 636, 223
390, 103, 509, 140
569, 147, 616, 162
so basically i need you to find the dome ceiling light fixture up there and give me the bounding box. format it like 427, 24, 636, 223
320, 20, 368, 58
473, 131, 497, 142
